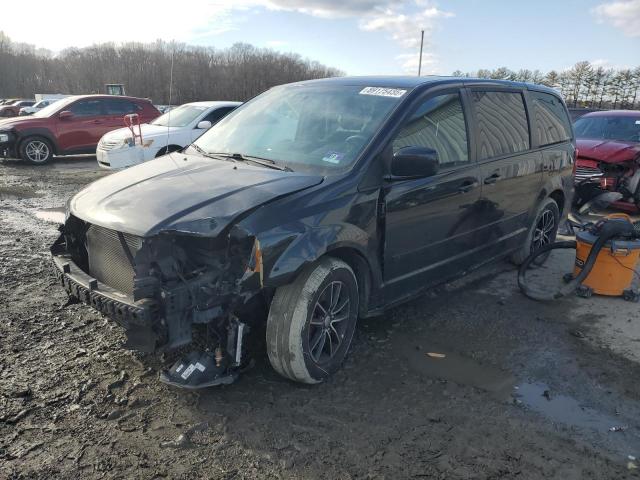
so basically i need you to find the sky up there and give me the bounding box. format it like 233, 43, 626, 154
2, 0, 639, 75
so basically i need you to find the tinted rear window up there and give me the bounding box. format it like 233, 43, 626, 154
69, 99, 103, 116
531, 91, 571, 146
471, 91, 530, 160
105, 99, 141, 115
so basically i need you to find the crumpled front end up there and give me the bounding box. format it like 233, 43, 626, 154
574, 154, 640, 213
51, 214, 265, 385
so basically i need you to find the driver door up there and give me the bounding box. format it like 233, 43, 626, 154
383, 90, 483, 300
56, 98, 107, 152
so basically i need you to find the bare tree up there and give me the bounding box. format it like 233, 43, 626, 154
454, 61, 639, 110
0, 33, 343, 103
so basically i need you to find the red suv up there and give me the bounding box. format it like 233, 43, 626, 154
0, 95, 160, 164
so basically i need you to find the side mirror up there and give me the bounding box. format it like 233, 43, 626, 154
390, 146, 439, 179
58, 110, 74, 120
196, 120, 212, 130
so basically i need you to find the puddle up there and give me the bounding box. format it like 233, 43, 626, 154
0, 186, 40, 200
395, 335, 515, 399
515, 382, 622, 433
35, 207, 65, 224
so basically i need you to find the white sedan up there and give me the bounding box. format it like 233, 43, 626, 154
19, 98, 61, 116
96, 101, 241, 170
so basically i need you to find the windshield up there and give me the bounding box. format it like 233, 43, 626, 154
151, 104, 208, 127
34, 99, 58, 108
574, 115, 640, 143
33, 96, 77, 118
191, 84, 406, 173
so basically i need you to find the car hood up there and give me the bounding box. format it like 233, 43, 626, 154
576, 138, 640, 164
69, 152, 323, 237
0, 115, 49, 129
102, 123, 181, 141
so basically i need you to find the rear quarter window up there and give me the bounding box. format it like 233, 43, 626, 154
105, 99, 141, 115
69, 99, 104, 117
471, 91, 530, 160
530, 91, 572, 146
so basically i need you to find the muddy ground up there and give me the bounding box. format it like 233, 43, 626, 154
1, 157, 639, 479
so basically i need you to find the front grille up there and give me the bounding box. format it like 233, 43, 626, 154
86, 225, 142, 294
98, 139, 123, 152
574, 166, 603, 183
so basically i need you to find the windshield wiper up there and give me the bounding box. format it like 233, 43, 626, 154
188, 144, 235, 162
208, 152, 293, 172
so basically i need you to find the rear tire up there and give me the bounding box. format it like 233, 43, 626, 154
511, 198, 560, 265
19, 136, 53, 165
266, 257, 359, 384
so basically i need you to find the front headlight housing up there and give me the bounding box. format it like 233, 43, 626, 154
0, 133, 10, 143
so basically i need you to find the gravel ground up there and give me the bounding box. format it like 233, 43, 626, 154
1, 157, 639, 479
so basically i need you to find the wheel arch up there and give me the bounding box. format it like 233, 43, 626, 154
263, 225, 382, 317
324, 246, 372, 318
548, 189, 566, 216
155, 144, 183, 157
16, 128, 59, 154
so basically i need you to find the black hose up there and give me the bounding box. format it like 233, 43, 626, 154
518, 220, 634, 301
518, 241, 577, 301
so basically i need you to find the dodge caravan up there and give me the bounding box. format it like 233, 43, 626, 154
51, 76, 574, 387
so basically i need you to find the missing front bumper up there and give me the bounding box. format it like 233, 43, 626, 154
51, 252, 161, 352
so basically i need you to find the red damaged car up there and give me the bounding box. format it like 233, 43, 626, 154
573, 110, 640, 212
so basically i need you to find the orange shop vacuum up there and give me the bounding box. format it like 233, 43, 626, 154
518, 214, 640, 302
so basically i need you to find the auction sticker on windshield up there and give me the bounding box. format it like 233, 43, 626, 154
322, 151, 344, 164
359, 87, 406, 98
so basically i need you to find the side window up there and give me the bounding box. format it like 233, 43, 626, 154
531, 91, 572, 146
471, 91, 530, 160
105, 99, 140, 115
392, 92, 469, 168
202, 107, 235, 125
69, 99, 103, 117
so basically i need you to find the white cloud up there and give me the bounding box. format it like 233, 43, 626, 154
0, 0, 256, 50
0, 0, 453, 72
592, 0, 640, 37
360, 5, 453, 49
264, 0, 407, 18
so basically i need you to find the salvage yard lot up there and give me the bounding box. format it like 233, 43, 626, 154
1, 158, 640, 479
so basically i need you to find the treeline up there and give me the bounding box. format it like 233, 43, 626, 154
0, 32, 343, 103
453, 61, 640, 110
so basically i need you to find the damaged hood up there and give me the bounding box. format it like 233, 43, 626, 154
69, 152, 323, 237
576, 138, 640, 164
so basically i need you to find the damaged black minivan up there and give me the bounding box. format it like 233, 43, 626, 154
52, 76, 574, 387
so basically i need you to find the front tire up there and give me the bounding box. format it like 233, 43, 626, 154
19, 136, 54, 165
266, 257, 359, 384
511, 198, 560, 265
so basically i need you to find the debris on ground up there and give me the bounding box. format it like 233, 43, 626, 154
426, 352, 447, 359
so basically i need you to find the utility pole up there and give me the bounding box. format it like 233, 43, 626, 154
418, 30, 424, 76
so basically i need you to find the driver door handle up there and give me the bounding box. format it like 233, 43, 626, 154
484, 173, 501, 184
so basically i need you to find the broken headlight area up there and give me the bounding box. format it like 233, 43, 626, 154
575, 159, 640, 213
51, 215, 266, 388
